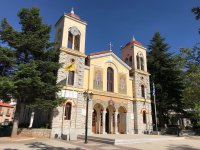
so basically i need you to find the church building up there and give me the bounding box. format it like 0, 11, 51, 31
51, 9, 152, 138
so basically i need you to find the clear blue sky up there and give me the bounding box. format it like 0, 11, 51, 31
0, 0, 199, 56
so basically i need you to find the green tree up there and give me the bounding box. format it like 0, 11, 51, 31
0, 46, 15, 76
148, 32, 183, 128
0, 8, 64, 137
176, 7, 200, 126
0, 46, 16, 101
178, 47, 200, 125
192, 7, 200, 34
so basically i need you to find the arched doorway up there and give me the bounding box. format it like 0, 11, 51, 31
92, 103, 104, 134
105, 105, 116, 134
118, 106, 127, 134
92, 109, 97, 133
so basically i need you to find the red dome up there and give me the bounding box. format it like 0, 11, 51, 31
125, 40, 142, 47
66, 12, 80, 20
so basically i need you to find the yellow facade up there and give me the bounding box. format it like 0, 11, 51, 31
51, 9, 153, 137
84, 52, 133, 99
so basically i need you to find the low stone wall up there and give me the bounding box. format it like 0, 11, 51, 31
18, 128, 51, 138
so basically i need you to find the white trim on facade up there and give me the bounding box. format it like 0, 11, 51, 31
90, 52, 132, 70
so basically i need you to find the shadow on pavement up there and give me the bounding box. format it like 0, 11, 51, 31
167, 144, 200, 150
25, 142, 85, 150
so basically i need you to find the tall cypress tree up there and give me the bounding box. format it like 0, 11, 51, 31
0, 8, 64, 136
148, 32, 183, 128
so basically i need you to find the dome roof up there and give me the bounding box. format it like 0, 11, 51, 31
66, 8, 81, 20
66, 12, 80, 20
125, 40, 142, 47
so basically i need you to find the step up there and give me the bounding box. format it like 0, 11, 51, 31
78, 135, 115, 144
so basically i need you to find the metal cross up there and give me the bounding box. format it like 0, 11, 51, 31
109, 42, 113, 50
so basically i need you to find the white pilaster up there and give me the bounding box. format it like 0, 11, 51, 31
102, 110, 107, 134
115, 111, 119, 134
126, 112, 129, 134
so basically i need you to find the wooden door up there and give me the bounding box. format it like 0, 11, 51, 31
92, 109, 97, 133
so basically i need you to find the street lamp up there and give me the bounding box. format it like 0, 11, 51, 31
83, 91, 93, 144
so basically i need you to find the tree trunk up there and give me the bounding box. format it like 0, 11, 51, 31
11, 102, 21, 137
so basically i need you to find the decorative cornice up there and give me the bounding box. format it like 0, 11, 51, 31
60, 47, 87, 58
90, 52, 132, 70
90, 89, 133, 101
63, 86, 84, 92
133, 98, 151, 103
130, 69, 150, 75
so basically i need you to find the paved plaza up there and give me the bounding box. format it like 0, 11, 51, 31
0, 135, 200, 150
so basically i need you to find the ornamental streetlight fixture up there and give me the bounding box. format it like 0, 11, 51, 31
83, 91, 93, 144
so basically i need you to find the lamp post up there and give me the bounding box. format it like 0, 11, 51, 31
83, 91, 93, 144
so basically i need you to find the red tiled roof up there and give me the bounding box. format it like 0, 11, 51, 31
66, 13, 81, 20
125, 40, 142, 47
0, 101, 14, 108
88, 50, 112, 56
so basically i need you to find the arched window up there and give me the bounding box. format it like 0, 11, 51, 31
136, 55, 140, 69
67, 31, 73, 49
143, 111, 147, 124
67, 26, 81, 51
136, 53, 144, 70
65, 103, 72, 120
141, 85, 145, 98
68, 71, 74, 85
74, 35, 80, 51
125, 58, 128, 65
107, 67, 114, 92
129, 56, 132, 67
140, 57, 144, 70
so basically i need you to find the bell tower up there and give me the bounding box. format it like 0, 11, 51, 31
55, 8, 87, 54
51, 9, 88, 138
55, 9, 87, 87
121, 37, 152, 134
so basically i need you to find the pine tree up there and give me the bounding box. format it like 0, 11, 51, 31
0, 47, 16, 101
0, 46, 15, 76
0, 8, 64, 137
176, 7, 200, 126
148, 32, 183, 128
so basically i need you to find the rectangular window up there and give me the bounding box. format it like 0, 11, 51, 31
67, 32, 73, 49
74, 35, 80, 51
65, 103, 72, 120
68, 71, 74, 86
107, 67, 114, 92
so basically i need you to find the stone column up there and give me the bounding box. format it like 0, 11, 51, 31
126, 112, 129, 134
115, 111, 119, 134
102, 110, 106, 134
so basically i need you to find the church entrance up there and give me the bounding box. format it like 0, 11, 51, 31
92, 109, 97, 133
105, 109, 109, 133
105, 105, 115, 134
92, 103, 103, 134
118, 106, 127, 134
